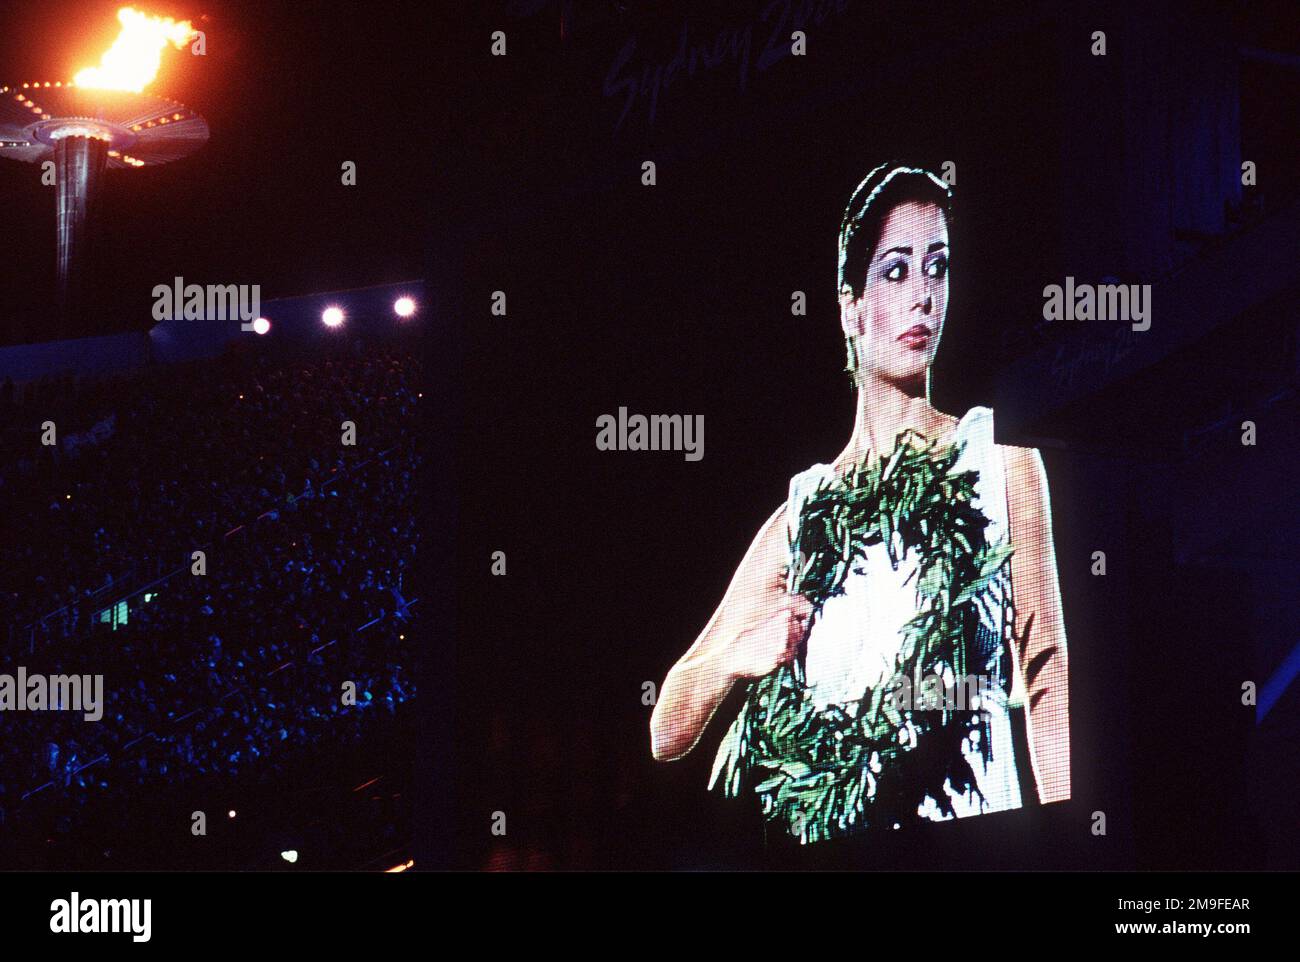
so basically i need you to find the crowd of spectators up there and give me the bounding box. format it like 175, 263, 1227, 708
0, 335, 419, 857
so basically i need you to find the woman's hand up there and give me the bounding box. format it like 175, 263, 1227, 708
722, 588, 814, 682
651, 504, 797, 761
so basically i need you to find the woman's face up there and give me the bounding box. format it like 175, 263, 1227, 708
840, 200, 949, 385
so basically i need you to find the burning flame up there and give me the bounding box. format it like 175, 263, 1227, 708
73, 7, 196, 93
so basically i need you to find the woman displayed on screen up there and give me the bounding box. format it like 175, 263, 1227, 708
649, 163, 1069, 840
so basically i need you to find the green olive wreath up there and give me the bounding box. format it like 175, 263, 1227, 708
709, 430, 1015, 843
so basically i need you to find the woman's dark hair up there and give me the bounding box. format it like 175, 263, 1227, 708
837, 162, 952, 301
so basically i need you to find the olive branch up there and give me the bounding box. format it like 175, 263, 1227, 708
708, 428, 1015, 843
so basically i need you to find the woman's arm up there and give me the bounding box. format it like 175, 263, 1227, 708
1003, 444, 1071, 804
650, 504, 812, 762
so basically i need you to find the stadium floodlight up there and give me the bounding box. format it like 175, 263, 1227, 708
322, 306, 345, 327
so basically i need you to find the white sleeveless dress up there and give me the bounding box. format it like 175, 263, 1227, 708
785, 405, 1023, 822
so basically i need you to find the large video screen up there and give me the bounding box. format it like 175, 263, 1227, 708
649, 165, 1069, 843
